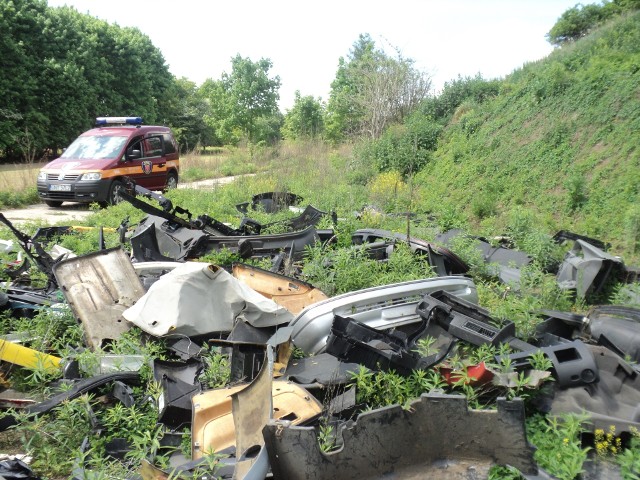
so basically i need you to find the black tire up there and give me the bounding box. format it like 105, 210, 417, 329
166, 171, 178, 190
45, 200, 63, 208
107, 179, 125, 206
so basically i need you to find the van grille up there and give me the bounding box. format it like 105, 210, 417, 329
47, 173, 81, 181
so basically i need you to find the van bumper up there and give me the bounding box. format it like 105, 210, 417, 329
37, 179, 111, 204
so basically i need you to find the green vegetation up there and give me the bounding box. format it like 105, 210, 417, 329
0, 0, 173, 159
1, 131, 636, 476
2, 2, 640, 478
403, 10, 640, 263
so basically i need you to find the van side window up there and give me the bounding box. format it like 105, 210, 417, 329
143, 136, 163, 158
162, 133, 177, 154
126, 137, 143, 160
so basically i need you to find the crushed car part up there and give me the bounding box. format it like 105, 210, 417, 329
211, 326, 294, 382
416, 290, 522, 348
552, 230, 610, 252
236, 191, 304, 214
263, 393, 539, 479
229, 341, 273, 480
123, 263, 293, 337
540, 345, 640, 434
153, 359, 204, 428
436, 228, 532, 268
53, 247, 146, 350
0, 371, 140, 432
498, 339, 598, 389
325, 314, 448, 376
0, 213, 60, 289
556, 239, 623, 299
435, 228, 532, 288
121, 184, 243, 237
586, 305, 640, 362
352, 228, 470, 276
132, 260, 183, 290
130, 214, 328, 263
191, 381, 322, 459
129, 214, 209, 262
0, 457, 42, 480
290, 276, 478, 355
283, 353, 360, 387
165, 336, 205, 360
417, 291, 599, 388
231, 263, 328, 314
62, 354, 145, 379
538, 306, 640, 363
1, 286, 61, 319
122, 182, 334, 263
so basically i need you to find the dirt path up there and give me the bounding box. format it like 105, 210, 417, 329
0, 175, 250, 224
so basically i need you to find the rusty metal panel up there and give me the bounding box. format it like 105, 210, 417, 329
53, 247, 145, 350
263, 393, 538, 480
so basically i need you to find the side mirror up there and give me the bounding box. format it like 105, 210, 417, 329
127, 149, 142, 160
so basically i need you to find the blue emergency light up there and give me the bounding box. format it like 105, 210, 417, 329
95, 116, 143, 126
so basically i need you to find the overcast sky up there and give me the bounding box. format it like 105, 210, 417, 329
46, 0, 579, 111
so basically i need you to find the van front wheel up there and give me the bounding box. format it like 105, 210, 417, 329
107, 180, 125, 206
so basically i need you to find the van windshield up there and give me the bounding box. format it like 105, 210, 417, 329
61, 135, 127, 160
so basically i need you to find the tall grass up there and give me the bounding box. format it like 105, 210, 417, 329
0, 161, 43, 208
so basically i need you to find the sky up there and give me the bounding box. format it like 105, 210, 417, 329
46, 0, 579, 111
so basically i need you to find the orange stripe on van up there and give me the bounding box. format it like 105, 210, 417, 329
100, 164, 168, 180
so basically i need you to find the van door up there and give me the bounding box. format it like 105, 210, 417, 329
125, 135, 168, 189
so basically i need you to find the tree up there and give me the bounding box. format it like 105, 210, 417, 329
163, 78, 218, 151
547, 3, 612, 46
0, 1, 175, 160
326, 34, 431, 142
282, 91, 325, 140
221, 55, 281, 144
0, 0, 48, 157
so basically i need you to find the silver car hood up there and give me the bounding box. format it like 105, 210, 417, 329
290, 276, 477, 355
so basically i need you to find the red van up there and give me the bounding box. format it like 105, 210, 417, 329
37, 117, 179, 207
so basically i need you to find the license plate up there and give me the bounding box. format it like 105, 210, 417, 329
49, 184, 71, 192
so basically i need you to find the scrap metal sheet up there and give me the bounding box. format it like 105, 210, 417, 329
53, 247, 145, 350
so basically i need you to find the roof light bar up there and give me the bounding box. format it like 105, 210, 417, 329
95, 117, 143, 126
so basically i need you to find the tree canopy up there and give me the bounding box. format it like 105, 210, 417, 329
325, 34, 432, 142
197, 55, 282, 146
282, 91, 325, 140
0, 0, 176, 160
547, 0, 640, 46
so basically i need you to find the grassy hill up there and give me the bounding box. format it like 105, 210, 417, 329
413, 11, 640, 263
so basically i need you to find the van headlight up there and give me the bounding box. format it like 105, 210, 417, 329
37, 171, 47, 181
80, 172, 102, 181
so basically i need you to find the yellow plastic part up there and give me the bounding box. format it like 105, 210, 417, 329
70, 226, 117, 233
0, 339, 62, 372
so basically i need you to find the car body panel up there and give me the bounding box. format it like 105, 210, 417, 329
290, 276, 478, 355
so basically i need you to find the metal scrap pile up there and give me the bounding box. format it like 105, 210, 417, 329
1, 187, 640, 479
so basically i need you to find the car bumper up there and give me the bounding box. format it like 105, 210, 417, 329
37, 179, 111, 203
